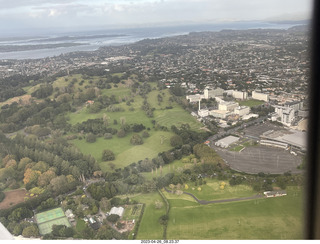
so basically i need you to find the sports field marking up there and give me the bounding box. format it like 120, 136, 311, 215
35, 207, 71, 235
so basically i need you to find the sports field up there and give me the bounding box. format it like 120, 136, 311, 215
165, 186, 303, 239
36, 207, 71, 235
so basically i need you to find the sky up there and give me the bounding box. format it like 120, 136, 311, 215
0, 0, 313, 35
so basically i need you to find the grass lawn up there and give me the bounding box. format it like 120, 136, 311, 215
238, 99, 265, 108
72, 130, 174, 171
166, 186, 303, 239
167, 179, 256, 202
154, 107, 202, 132
75, 219, 86, 232
131, 192, 166, 240
141, 158, 193, 181
230, 145, 245, 152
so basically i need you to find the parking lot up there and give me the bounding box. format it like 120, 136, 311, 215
212, 122, 304, 174
242, 122, 284, 139
214, 145, 302, 174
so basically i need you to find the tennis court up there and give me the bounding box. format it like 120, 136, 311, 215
35, 207, 71, 235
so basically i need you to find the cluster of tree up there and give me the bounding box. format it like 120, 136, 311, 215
140, 98, 154, 117
31, 84, 53, 99
43, 224, 74, 239
6, 221, 40, 238
0, 74, 43, 102
73, 118, 118, 135
0, 133, 100, 181
193, 143, 225, 167
0, 98, 72, 133
170, 84, 186, 96
0, 191, 4, 202
87, 182, 118, 201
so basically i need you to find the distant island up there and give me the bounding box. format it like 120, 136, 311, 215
0, 43, 87, 53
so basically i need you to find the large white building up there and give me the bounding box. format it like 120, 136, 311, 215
215, 136, 240, 148
198, 109, 209, 117
219, 101, 239, 111
209, 110, 232, 119
284, 100, 304, 112
252, 91, 269, 102
186, 94, 203, 103
233, 90, 248, 100
234, 106, 250, 116
274, 106, 295, 126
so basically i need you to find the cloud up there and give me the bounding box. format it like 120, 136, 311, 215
0, 0, 313, 34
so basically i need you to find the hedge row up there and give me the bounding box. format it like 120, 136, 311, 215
131, 203, 146, 240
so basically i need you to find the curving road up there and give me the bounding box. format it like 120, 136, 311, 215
164, 187, 263, 205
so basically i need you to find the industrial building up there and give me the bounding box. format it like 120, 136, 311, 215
215, 136, 240, 148
260, 129, 307, 152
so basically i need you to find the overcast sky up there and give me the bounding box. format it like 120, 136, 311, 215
0, 0, 313, 35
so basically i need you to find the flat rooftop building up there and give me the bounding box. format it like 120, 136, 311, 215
109, 207, 125, 217
215, 136, 240, 148
260, 129, 307, 151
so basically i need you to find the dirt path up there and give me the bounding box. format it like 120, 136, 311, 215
164, 187, 263, 205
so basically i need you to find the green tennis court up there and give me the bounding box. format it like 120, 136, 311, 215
35, 207, 71, 235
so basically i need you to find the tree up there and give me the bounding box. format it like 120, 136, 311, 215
100, 198, 111, 211
107, 214, 119, 223
22, 225, 39, 238
23, 168, 41, 186
154, 200, 163, 209
38, 170, 56, 187
170, 135, 183, 148
117, 129, 126, 138
104, 133, 113, 139
142, 130, 150, 138
86, 133, 96, 143
130, 134, 143, 145
50, 175, 68, 194
159, 214, 169, 225
102, 149, 115, 161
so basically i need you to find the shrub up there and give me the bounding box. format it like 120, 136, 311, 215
0, 191, 5, 203
104, 133, 113, 139
130, 134, 143, 145
107, 214, 119, 223
102, 149, 115, 161
86, 133, 96, 143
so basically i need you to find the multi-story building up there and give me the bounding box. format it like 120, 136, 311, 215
234, 106, 250, 116
219, 101, 239, 111
233, 90, 248, 100
252, 91, 269, 102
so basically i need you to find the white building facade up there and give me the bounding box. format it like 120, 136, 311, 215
252, 91, 269, 102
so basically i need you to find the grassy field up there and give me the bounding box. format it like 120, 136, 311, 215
66, 81, 202, 171
179, 179, 256, 201
238, 99, 265, 107
131, 192, 166, 240
72, 130, 174, 171
165, 186, 303, 240
141, 157, 193, 181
